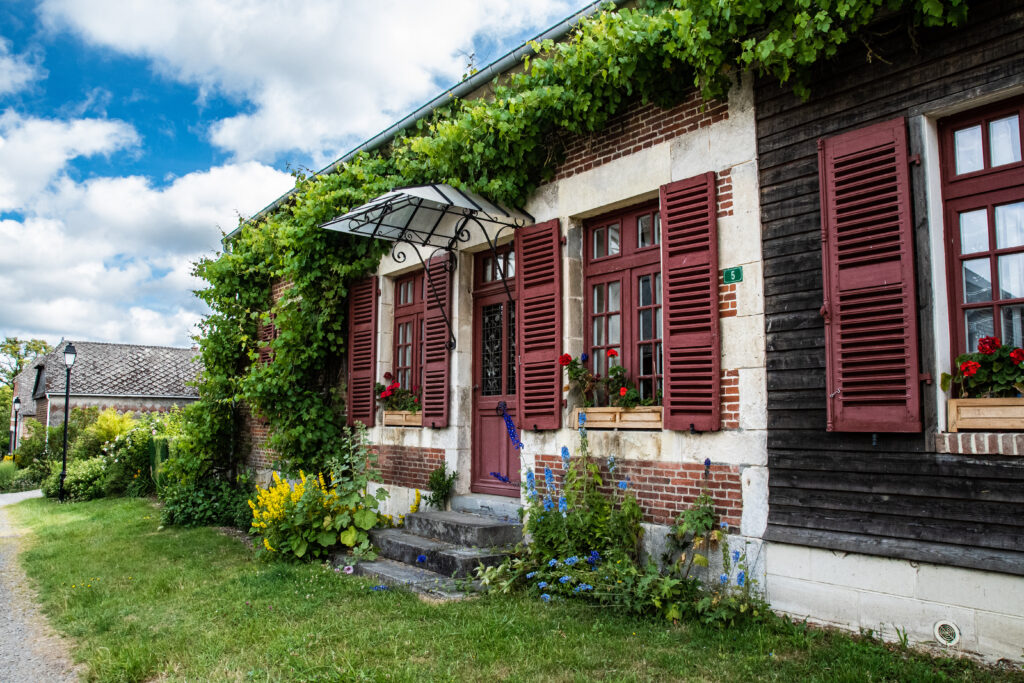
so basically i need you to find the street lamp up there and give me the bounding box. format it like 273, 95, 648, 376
10, 397, 20, 455
58, 342, 77, 502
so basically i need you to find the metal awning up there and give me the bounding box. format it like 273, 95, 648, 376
319, 183, 533, 250
320, 184, 532, 351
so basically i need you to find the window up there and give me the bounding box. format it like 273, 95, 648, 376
940, 96, 1024, 354
393, 271, 424, 391
584, 202, 663, 402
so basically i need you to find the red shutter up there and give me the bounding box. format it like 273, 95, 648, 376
660, 173, 720, 432
819, 118, 921, 432
347, 276, 377, 427
421, 254, 452, 428
516, 219, 562, 430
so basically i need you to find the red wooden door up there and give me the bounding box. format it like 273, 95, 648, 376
471, 250, 519, 496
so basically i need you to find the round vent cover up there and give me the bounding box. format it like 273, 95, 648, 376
934, 620, 961, 647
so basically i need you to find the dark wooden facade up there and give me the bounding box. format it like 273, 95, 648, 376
757, 0, 1024, 575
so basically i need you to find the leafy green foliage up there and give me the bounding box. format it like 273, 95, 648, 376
0, 384, 10, 452
425, 462, 458, 510
159, 474, 255, 529
42, 457, 108, 501
0, 337, 50, 388
940, 336, 1024, 398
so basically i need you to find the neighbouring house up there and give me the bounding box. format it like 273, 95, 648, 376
755, 0, 1023, 661
9, 341, 200, 448
234, 0, 1022, 662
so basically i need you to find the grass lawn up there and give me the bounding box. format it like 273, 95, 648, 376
9, 497, 1022, 682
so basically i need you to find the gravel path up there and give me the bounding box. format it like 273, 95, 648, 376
0, 490, 81, 682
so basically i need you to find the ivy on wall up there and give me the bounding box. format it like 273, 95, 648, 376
188, 0, 967, 476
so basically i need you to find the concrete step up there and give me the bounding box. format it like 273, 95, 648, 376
369, 528, 512, 578
333, 555, 471, 599
405, 510, 523, 547
451, 493, 522, 520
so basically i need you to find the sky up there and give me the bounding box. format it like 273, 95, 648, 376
0, 0, 580, 348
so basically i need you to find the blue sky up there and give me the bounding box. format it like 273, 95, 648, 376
0, 0, 579, 347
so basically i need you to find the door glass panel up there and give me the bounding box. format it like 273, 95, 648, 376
593, 284, 605, 314
989, 115, 1022, 167
654, 272, 662, 305
963, 258, 991, 303
656, 308, 662, 339
640, 344, 652, 375
965, 308, 995, 352
959, 209, 989, 253
998, 253, 1024, 299
506, 305, 516, 395
995, 202, 1024, 250
593, 227, 606, 259
1001, 304, 1024, 348
608, 314, 621, 344
608, 281, 620, 311
481, 303, 504, 396
505, 251, 515, 279
954, 125, 984, 174
608, 224, 620, 255
638, 214, 652, 248
482, 257, 494, 282
653, 212, 661, 245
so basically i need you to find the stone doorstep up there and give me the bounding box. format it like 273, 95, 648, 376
369, 527, 512, 578
334, 555, 473, 600
404, 510, 523, 547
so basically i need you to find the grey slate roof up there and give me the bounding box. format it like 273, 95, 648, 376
28, 341, 200, 398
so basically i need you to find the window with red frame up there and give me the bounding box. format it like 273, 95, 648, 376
393, 271, 424, 391
584, 201, 663, 402
940, 95, 1024, 354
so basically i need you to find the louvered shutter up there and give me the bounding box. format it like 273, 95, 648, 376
346, 276, 377, 427
819, 118, 921, 432
659, 173, 720, 432
516, 219, 562, 430
421, 254, 452, 428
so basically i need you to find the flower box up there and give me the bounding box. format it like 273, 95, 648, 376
574, 406, 662, 430
382, 410, 422, 427
947, 398, 1024, 432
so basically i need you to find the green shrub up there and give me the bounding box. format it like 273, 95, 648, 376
425, 463, 457, 510
160, 475, 254, 529
0, 461, 18, 490
42, 457, 107, 501
103, 424, 156, 497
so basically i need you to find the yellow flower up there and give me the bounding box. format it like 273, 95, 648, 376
263, 538, 276, 552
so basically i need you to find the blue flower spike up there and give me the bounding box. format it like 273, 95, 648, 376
580, 352, 589, 362
561, 445, 571, 466
526, 571, 537, 579
564, 556, 579, 566
732, 550, 740, 562
737, 571, 746, 587
559, 575, 571, 584
578, 412, 587, 427
544, 467, 555, 490
558, 496, 567, 516
719, 573, 728, 586
538, 581, 548, 589
548, 558, 559, 567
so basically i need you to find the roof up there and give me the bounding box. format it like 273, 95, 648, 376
28, 341, 201, 399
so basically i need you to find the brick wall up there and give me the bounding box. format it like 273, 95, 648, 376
553, 92, 728, 181
715, 168, 733, 218
534, 454, 742, 527
372, 444, 444, 490
718, 270, 738, 319
240, 403, 275, 470
934, 431, 1024, 456
720, 369, 739, 429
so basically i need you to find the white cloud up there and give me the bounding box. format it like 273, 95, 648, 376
0, 150, 294, 346
0, 109, 139, 211
0, 38, 43, 96
38, 0, 575, 162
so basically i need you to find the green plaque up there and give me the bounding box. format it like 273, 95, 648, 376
722, 266, 743, 284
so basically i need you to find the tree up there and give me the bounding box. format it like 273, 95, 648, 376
1, 337, 51, 388
0, 384, 11, 452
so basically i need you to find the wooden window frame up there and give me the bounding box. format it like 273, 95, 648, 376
392, 271, 424, 392
583, 200, 663, 402
940, 95, 1024, 357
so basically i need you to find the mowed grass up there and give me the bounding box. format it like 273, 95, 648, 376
9, 498, 1021, 682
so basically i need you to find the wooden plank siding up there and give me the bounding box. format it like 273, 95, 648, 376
757, 0, 1024, 575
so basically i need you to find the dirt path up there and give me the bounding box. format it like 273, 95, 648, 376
0, 490, 81, 682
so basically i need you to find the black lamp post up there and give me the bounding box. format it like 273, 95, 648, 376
10, 396, 20, 455
57, 342, 77, 502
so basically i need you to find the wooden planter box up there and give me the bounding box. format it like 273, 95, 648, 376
947, 398, 1024, 432
382, 410, 422, 427
574, 406, 662, 430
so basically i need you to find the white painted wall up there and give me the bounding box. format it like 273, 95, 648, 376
767, 543, 1024, 662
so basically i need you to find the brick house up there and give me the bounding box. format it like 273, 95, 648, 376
9, 341, 200, 447
234, 0, 1023, 662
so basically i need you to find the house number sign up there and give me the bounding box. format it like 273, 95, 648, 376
722, 266, 743, 284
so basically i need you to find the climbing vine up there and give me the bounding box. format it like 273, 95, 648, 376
185, 0, 967, 476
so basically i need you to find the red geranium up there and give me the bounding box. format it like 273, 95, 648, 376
960, 360, 981, 377
1012, 348, 1024, 365
619, 386, 628, 397
607, 349, 618, 358
978, 336, 1001, 355
558, 353, 572, 366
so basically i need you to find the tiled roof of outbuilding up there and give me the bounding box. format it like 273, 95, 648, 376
32, 341, 200, 398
